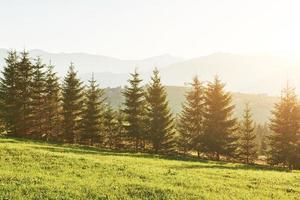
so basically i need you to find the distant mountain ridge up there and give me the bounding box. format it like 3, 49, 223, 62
0, 48, 182, 75
1, 49, 299, 94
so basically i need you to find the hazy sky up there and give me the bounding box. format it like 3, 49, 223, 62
1, 0, 300, 59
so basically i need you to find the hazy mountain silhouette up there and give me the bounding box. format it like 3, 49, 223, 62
0, 48, 182, 75
0, 49, 299, 94
160, 53, 300, 95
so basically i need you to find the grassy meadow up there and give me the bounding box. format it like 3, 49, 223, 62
0, 137, 299, 200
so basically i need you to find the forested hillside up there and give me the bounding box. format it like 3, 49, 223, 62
105, 86, 278, 123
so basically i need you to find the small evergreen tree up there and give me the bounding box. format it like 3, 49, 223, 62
44, 63, 62, 141
146, 69, 175, 153
0, 51, 19, 135
122, 69, 146, 151
255, 123, 269, 156
62, 64, 84, 143
202, 76, 238, 160
81, 74, 105, 145
177, 76, 204, 155
296, 143, 300, 169
114, 108, 126, 149
238, 103, 257, 164
31, 57, 47, 139
103, 106, 118, 149
260, 133, 267, 156
269, 85, 300, 169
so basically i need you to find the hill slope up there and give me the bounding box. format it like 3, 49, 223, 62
105, 86, 278, 123
0, 138, 299, 199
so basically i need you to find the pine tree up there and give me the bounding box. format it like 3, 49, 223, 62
146, 68, 175, 153
115, 108, 126, 149
31, 57, 47, 139
81, 74, 105, 145
15, 50, 35, 136
177, 76, 204, 155
44, 63, 62, 141
62, 64, 84, 143
122, 69, 146, 151
269, 85, 300, 169
296, 142, 300, 169
103, 106, 118, 149
260, 133, 267, 156
202, 76, 238, 160
238, 103, 257, 164
0, 51, 20, 135
255, 123, 268, 156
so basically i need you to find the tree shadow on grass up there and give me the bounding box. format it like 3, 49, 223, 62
0, 136, 209, 163
32, 145, 210, 164
29, 145, 291, 172
0, 137, 20, 143
0, 136, 291, 172
170, 162, 291, 172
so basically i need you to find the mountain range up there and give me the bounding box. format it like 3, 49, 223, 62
0, 48, 287, 123
1, 49, 299, 95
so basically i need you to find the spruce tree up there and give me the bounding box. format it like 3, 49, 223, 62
296, 142, 300, 169
31, 57, 47, 139
15, 50, 35, 136
122, 69, 146, 151
44, 63, 62, 141
255, 123, 268, 156
260, 133, 267, 156
238, 103, 257, 164
177, 76, 204, 155
81, 74, 105, 145
202, 76, 238, 160
62, 64, 84, 143
269, 85, 300, 169
103, 106, 118, 149
146, 69, 175, 153
0, 51, 19, 135
115, 108, 126, 149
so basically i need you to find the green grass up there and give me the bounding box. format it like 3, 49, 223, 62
0, 137, 299, 200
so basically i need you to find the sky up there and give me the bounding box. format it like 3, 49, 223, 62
1, 0, 300, 59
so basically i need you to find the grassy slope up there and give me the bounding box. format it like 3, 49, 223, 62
0, 138, 299, 200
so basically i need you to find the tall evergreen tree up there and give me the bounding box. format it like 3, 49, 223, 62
81, 74, 105, 145
0, 51, 19, 135
62, 64, 84, 143
269, 85, 300, 169
122, 69, 146, 151
31, 57, 47, 139
202, 76, 238, 160
146, 69, 175, 153
44, 63, 62, 141
177, 76, 204, 155
15, 50, 35, 136
238, 103, 257, 164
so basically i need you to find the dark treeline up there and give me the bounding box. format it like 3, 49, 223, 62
0, 50, 299, 169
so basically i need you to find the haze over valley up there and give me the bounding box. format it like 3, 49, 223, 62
0, 49, 298, 95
